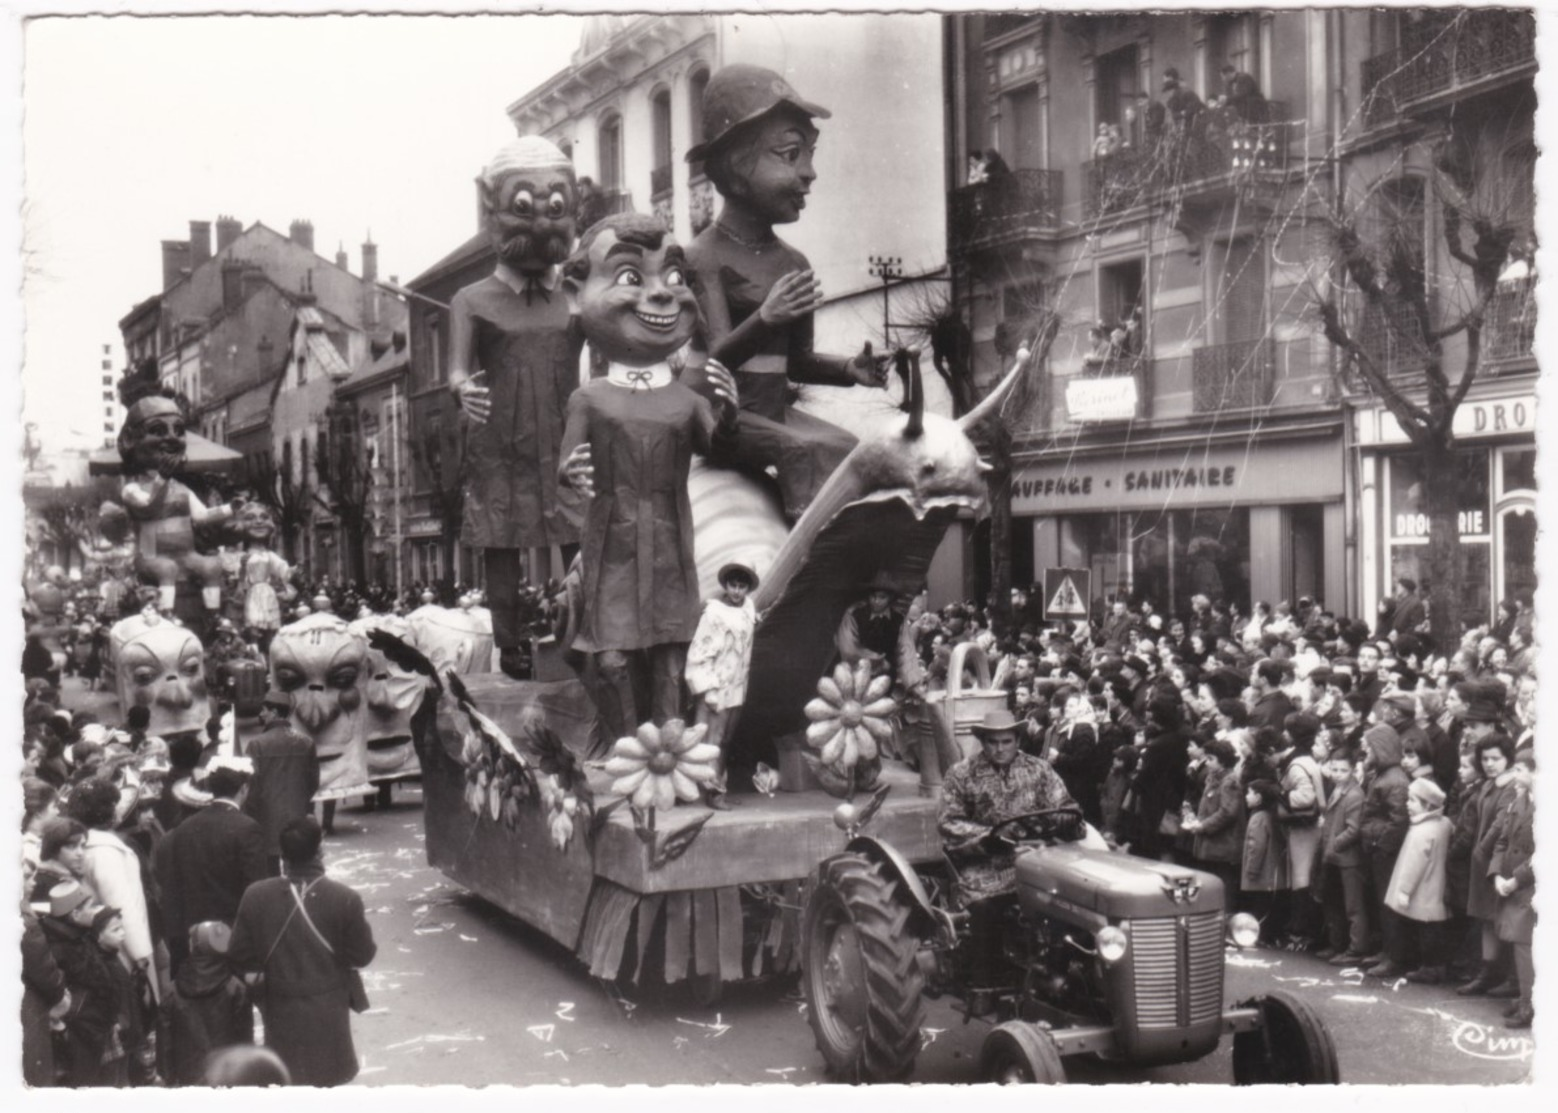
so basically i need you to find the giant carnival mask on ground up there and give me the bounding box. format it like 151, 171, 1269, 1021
269, 613, 370, 799
108, 612, 210, 737
348, 613, 427, 781
481, 136, 578, 276
562, 213, 702, 364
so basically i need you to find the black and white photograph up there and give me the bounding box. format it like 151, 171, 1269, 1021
8, 1, 1550, 1092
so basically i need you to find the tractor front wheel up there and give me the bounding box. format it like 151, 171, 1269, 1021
801, 853, 926, 1082
980, 1021, 1067, 1084
1232, 990, 1341, 1084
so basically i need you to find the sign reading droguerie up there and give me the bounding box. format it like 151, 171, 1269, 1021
1355, 393, 1536, 446
1010, 435, 1342, 513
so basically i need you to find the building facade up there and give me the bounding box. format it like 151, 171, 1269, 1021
945, 8, 1535, 624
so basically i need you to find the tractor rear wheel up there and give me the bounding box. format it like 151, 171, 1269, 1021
1232, 990, 1341, 1084
980, 1021, 1067, 1084
801, 852, 926, 1082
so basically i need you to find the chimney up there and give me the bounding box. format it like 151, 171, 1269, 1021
189, 221, 213, 268
289, 219, 315, 252
161, 240, 192, 290
242, 269, 267, 300
216, 215, 242, 251
335, 243, 349, 271
361, 237, 378, 282
221, 260, 245, 311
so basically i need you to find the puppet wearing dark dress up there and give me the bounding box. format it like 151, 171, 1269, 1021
448, 136, 586, 678
558, 213, 739, 742
682, 64, 886, 521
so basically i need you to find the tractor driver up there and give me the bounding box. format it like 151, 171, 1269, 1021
939, 709, 1082, 992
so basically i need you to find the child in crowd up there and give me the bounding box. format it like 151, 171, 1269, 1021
1399, 736, 1435, 785
1240, 777, 1288, 942
166, 921, 253, 1086
1100, 743, 1139, 849
90, 906, 143, 1086
1490, 746, 1535, 1028
1317, 746, 1369, 965
1385, 779, 1453, 984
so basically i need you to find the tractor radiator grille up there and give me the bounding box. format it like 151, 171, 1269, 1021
1130, 913, 1224, 1029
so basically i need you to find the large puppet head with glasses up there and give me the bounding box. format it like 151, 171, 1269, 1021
479, 136, 578, 276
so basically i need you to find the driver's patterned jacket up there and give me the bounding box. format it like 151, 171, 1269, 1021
939, 751, 1076, 901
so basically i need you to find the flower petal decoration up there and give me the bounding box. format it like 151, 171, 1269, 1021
607, 719, 719, 811
803, 664, 899, 793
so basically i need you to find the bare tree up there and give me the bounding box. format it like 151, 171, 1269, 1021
409, 415, 468, 588
315, 401, 375, 584
1311, 114, 1533, 648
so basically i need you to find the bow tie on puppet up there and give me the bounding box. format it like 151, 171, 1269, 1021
625, 369, 656, 391
523, 275, 551, 306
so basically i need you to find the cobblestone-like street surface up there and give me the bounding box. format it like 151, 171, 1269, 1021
321, 785, 1533, 1086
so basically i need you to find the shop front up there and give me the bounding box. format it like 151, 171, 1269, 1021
1355, 389, 1537, 630
1011, 422, 1346, 617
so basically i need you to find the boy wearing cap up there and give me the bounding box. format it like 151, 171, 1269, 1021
243, 694, 320, 876
683, 63, 887, 521
1384, 779, 1453, 984
38, 882, 119, 1086
685, 562, 760, 806
449, 136, 586, 679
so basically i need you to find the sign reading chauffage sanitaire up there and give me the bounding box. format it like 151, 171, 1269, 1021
1009, 434, 1343, 514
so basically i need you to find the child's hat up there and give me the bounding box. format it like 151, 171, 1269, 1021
1408, 778, 1446, 810
48, 880, 94, 919
90, 905, 123, 934
717, 562, 760, 590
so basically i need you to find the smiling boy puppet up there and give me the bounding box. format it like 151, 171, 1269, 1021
558, 213, 738, 740
684, 64, 886, 520
448, 136, 585, 679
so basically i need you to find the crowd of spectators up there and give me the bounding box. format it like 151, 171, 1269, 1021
895, 580, 1537, 1030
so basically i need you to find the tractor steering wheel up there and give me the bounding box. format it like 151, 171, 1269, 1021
987, 806, 1086, 846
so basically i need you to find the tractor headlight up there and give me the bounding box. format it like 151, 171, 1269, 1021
1228, 912, 1261, 949
1096, 925, 1129, 964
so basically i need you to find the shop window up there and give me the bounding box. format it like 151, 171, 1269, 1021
1385, 448, 1494, 625
1500, 447, 1536, 495
1053, 507, 1249, 616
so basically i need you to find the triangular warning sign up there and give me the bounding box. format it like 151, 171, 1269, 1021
1047, 575, 1086, 617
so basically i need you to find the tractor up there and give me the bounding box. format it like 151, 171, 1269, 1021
800, 805, 1340, 1084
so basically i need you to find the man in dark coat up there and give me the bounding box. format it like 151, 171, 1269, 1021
1247, 658, 1295, 732
229, 817, 377, 1087
242, 694, 320, 877
1391, 577, 1427, 640
154, 761, 268, 975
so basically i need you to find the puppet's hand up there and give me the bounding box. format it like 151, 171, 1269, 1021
704, 360, 739, 415
454, 371, 492, 424
846, 341, 889, 387
562, 444, 595, 498
758, 269, 824, 326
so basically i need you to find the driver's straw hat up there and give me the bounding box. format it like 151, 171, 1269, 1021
971, 710, 1022, 739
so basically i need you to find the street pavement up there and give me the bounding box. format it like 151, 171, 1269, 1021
315, 784, 1535, 1087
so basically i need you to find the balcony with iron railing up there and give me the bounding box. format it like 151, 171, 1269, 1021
1485, 275, 1535, 366
1191, 338, 1276, 413
947, 168, 1062, 255
1062, 352, 1153, 423
1361, 10, 1535, 127
1082, 103, 1290, 221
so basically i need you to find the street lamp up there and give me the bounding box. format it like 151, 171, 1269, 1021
867, 255, 904, 346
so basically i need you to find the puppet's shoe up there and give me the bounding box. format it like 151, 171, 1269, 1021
498, 646, 531, 680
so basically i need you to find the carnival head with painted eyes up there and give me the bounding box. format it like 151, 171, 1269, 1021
118, 394, 188, 478
563, 212, 700, 366
479, 136, 577, 275
109, 611, 209, 737
690, 64, 830, 226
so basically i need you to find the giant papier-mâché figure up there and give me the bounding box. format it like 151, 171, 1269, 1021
684, 64, 887, 520
448, 135, 586, 679
117, 393, 239, 620
558, 212, 738, 741
269, 612, 370, 801
348, 612, 427, 785
108, 610, 211, 738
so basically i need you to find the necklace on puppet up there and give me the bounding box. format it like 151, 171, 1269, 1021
714, 219, 779, 252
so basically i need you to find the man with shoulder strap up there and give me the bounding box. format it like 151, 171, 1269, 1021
228, 817, 376, 1087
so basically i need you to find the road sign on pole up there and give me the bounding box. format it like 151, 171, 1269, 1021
1043, 567, 1091, 621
